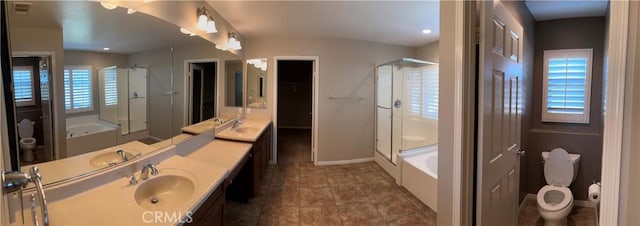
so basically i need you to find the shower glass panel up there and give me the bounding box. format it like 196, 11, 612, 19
98, 66, 148, 135
375, 58, 439, 164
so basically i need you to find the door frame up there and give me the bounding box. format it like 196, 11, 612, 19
11, 51, 57, 161
599, 1, 629, 225
272, 56, 319, 164
183, 58, 218, 126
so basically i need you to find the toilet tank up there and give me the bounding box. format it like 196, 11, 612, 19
542, 150, 581, 183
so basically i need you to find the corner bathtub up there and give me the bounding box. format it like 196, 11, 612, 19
66, 123, 117, 157
400, 145, 438, 212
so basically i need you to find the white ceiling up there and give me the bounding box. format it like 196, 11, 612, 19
8, 1, 206, 54
207, 1, 440, 47
525, 0, 608, 21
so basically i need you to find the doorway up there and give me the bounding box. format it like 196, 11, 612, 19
275, 59, 315, 164
185, 60, 217, 125
11, 55, 54, 165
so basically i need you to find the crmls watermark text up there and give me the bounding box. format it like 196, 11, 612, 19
142, 211, 194, 224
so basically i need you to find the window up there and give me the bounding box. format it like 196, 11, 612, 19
542, 49, 592, 124
12, 66, 35, 107
64, 66, 93, 113
103, 67, 118, 106
407, 65, 439, 120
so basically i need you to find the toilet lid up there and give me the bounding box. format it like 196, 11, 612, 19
544, 148, 573, 187
18, 119, 34, 138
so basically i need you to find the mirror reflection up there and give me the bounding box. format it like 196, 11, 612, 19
225, 60, 243, 107
6, 0, 199, 185
246, 58, 267, 109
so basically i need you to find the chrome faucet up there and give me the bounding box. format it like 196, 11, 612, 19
232, 118, 243, 130
2, 166, 50, 226
116, 149, 128, 162
140, 163, 158, 180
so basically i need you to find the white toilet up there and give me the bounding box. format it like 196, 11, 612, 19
18, 119, 36, 163
537, 148, 581, 226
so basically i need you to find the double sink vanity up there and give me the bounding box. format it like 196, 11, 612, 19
12, 114, 273, 225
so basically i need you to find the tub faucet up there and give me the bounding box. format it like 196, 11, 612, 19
2, 166, 50, 226
116, 150, 128, 162
140, 163, 158, 180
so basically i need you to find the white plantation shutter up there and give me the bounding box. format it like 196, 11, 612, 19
542, 49, 592, 123
12, 66, 35, 106
64, 66, 93, 112
423, 66, 438, 119
407, 66, 439, 120
103, 68, 118, 106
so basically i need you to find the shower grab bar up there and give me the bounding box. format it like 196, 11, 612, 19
328, 96, 364, 101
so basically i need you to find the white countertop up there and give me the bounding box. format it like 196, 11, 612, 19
181, 140, 253, 171
15, 155, 228, 226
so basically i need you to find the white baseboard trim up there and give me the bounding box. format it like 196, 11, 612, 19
523, 193, 597, 208
315, 157, 373, 166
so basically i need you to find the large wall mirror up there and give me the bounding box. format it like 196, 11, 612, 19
246, 58, 267, 109
225, 60, 243, 107
4, 1, 215, 186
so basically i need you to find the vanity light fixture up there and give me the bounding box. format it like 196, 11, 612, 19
227, 32, 242, 50
215, 32, 242, 51
99, 1, 118, 10
127, 8, 136, 14
196, 7, 217, 34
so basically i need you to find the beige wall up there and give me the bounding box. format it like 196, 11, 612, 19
9, 27, 67, 159
619, 1, 640, 224
415, 41, 439, 62
244, 36, 414, 162
437, 2, 457, 225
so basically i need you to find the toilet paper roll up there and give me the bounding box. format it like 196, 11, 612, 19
588, 183, 601, 204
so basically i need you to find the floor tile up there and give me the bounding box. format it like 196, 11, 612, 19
300, 187, 335, 207
224, 161, 437, 226
337, 203, 386, 226
300, 207, 342, 226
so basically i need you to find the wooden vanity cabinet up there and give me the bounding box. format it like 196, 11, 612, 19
251, 123, 272, 196
188, 182, 225, 226
220, 123, 273, 198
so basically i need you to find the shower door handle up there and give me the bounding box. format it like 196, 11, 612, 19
394, 100, 401, 108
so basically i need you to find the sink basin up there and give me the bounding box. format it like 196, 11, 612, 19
89, 151, 136, 168
234, 127, 260, 134
134, 175, 195, 211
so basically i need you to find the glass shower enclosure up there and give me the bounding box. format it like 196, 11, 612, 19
376, 58, 439, 164
98, 66, 148, 135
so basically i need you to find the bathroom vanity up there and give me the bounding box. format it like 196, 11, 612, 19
10, 117, 273, 226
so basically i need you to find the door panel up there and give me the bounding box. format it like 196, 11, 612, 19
477, 0, 523, 225
39, 57, 53, 161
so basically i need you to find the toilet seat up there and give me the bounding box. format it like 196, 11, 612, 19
537, 185, 572, 212
20, 138, 36, 145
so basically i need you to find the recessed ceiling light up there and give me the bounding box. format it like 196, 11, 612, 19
103, 48, 110, 51
422, 29, 432, 34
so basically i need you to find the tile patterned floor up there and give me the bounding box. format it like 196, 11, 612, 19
518, 198, 598, 226
224, 161, 437, 226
